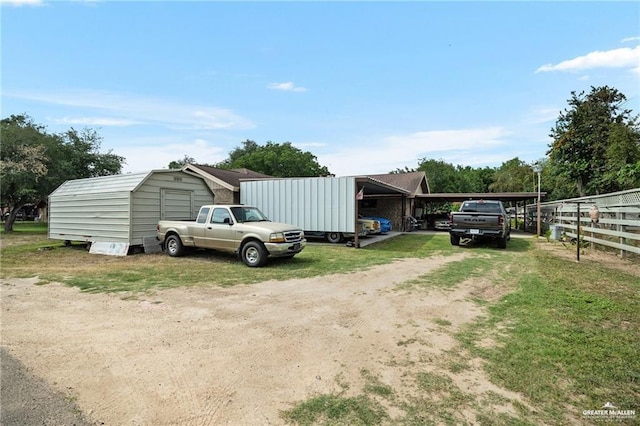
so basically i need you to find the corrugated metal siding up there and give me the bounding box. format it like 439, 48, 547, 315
241, 177, 356, 232
48, 191, 132, 242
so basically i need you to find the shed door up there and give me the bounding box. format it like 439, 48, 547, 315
161, 189, 194, 220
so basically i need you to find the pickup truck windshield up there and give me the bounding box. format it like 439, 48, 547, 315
461, 202, 503, 213
230, 206, 269, 223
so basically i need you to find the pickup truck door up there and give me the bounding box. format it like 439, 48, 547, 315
204, 207, 238, 250
192, 207, 211, 247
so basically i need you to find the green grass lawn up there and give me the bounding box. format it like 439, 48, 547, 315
1, 225, 638, 424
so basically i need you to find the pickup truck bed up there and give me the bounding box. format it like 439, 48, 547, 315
449, 200, 511, 249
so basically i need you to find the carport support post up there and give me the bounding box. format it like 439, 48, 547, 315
354, 183, 360, 249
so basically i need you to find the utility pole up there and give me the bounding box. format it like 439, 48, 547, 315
533, 163, 542, 237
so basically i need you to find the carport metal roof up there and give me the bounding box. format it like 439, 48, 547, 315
416, 192, 547, 202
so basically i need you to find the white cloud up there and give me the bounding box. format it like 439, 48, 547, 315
6, 89, 255, 130
118, 137, 228, 174
622, 36, 640, 43
293, 141, 327, 149
526, 107, 559, 125
0, 0, 44, 6
317, 127, 510, 177
51, 116, 141, 127
267, 82, 308, 92
536, 45, 640, 73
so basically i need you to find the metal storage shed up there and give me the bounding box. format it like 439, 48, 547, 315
48, 170, 215, 250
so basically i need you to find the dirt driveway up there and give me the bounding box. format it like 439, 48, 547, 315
1, 253, 528, 425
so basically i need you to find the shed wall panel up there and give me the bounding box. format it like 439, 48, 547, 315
49, 192, 132, 242
240, 177, 356, 232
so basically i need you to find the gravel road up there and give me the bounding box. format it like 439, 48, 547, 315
1, 347, 93, 426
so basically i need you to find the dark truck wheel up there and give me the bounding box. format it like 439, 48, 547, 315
241, 241, 268, 267
165, 234, 184, 257
450, 234, 460, 246
497, 235, 507, 249
325, 232, 343, 244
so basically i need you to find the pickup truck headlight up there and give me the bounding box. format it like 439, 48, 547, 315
270, 232, 285, 243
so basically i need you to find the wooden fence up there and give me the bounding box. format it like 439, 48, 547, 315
539, 188, 640, 257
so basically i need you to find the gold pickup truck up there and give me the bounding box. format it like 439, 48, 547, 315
157, 205, 306, 267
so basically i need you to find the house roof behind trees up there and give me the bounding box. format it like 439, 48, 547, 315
182, 164, 273, 191
364, 172, 430, 196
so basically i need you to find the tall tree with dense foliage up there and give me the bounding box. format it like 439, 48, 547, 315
601, 121, 640, 191
548, 86, 639, 197
456, 165, 494, 193
216, 139, 331, 177
168, 155, 196, 170
417, 158, 460, 193
1, 114, 124, 231
489, 157, 535, 193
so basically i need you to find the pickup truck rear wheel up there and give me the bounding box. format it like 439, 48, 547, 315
497, 236, 507, 249
241, 241, 268, 267
450, 234, 460, 246
165, 234, 184, 257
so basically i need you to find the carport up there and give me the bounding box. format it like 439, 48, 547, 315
354, 176, 412, 247
414, 192, 547, 233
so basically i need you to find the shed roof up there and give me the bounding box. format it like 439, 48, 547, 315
49, 170, 185, 196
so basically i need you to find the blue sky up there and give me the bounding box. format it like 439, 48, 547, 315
2, 1, 639, 177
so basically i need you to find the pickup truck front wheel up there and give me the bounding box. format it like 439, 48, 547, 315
241, 241, 268, 267
450, 234, 460, 246
165, 234, 184, 257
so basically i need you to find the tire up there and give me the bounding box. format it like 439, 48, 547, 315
325, 232, 344, 244
450, 234, 460, 246
165, 234, 184, 257
241, 241, 268, 267
497, 236, 507, 249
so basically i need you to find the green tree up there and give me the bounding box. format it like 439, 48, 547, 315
489, 157, 533, 193
539, 158, 576, 201
417, 158, 460, 193
168, 155, 196, 170
1, 114, 124, 231
456, 165, 494, 193
548, 86, 638, 196
601, 121, 640, 191
216, 140, 330, 177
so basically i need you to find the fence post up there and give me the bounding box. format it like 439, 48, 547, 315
619, 211, 626, 259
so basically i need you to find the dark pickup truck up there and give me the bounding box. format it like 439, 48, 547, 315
449, 200, 511, 249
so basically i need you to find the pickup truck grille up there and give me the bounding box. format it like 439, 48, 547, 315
284, 230, 305, 243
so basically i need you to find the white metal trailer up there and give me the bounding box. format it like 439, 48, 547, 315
240, 176, 409, 244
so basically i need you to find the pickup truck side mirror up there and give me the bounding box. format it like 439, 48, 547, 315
223, 217, 233, 225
